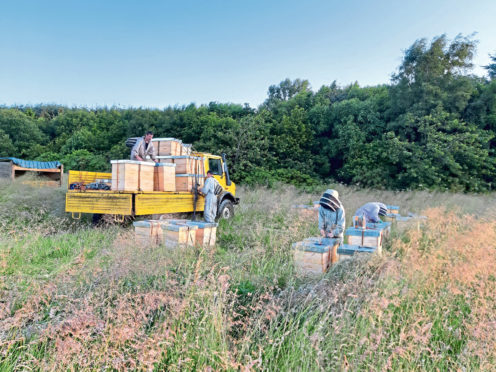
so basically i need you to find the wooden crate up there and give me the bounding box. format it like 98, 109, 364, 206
133, 220, 169, 246
293, 237, 340, 274
154, 163, 176, 192
164, 219, 218, 247
162, 224, 198, 247
152, 138, 183, 156
345, 227, 383, 253
182, 144, 192, 155
157, 156, 204, 175
175, 174, 204, 192
111, 160, 155, 192
338, 244, 377, 260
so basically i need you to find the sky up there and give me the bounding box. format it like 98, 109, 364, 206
0, 0, 495, 108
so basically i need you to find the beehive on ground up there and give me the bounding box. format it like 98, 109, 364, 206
292, 237, 340, 274
387, 205, 400, 214
133, 220, 169, 246
167, 220, 218, 247
111, 160, 155, 192
366, 221, 392, 237
162, 223, 198, 247
345, 227, 383, 253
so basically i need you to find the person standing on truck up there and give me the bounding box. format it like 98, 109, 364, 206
318, 189, 345, 265
131, 131, 158, 162
201, 171, 218, 223
353, 202, 388, 224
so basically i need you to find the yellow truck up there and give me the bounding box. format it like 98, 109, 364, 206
65, 153, 239, 221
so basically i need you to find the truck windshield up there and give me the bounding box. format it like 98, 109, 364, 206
208, 159, 222, 175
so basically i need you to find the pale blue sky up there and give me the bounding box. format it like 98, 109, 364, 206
1, 0, 495, 108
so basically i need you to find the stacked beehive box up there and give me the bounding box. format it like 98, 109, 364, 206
175, 174, 204, 192
152, 138, 183, 156
111, 160, 155, 192
157, 156, 204, 174
154, 163, 176, 192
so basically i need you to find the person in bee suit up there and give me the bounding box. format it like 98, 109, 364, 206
318, 189, 345, 265
354, 202, 388, 224
200, 171, 222, 223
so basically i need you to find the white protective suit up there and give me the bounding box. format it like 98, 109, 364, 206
354, 202, 387, 223
201, 177, 218, 223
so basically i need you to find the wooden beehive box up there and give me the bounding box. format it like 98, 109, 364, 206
366, 221, 392, 238
387, 205, 400, 214
175, 174, 204, 192
182, 144, 192, 155
345, 227, 383, 253
111, 160, 155, 192
133, 220, 169, 246
293, 237, 340, 274
164, 219, 218, 247
162, 223, 198, 248
338, 244, 377, 260
154, 163, 176, 192
152, 138, 183, 156
157, 156, 204, 175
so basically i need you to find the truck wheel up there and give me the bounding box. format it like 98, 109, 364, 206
218, 200, 234, 220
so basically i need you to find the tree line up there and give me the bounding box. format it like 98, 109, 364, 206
1, 34, 495, 191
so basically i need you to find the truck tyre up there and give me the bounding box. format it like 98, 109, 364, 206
218, 200, 234, 220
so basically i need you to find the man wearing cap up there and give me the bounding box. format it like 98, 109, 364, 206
318, 189, 345, 265
131, 131, 158, 163
354, 202, 388, 224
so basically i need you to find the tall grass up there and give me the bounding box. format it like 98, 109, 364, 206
1, 180, 495, 370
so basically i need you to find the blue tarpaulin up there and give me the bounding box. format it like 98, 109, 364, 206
0, 157, 62, 170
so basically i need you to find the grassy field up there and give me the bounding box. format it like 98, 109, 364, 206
1, 179, 496, 371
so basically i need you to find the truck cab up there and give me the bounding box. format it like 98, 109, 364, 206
202, 153, 238, 219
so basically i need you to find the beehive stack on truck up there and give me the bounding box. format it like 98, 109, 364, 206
65, 137, 239, 221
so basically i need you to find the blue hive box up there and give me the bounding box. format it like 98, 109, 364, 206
366, 221, 392, 237
345, 227, 383, 251
338, 244, 377, 256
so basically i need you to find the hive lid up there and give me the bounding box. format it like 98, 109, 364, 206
111, 160, 155, 166
152, 138, 183, 143
133, 220, 169, 228
338, 244, 376, 255
366, 222, 391, 230
156, 155, 201, 160
163, 224, 199, 232
176, 174, 202, 177
293, 237, 340, 253
166, 219, 218, 228
387, 205, 400, 210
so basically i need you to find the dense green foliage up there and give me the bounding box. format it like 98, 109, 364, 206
1, 35, 495, 191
